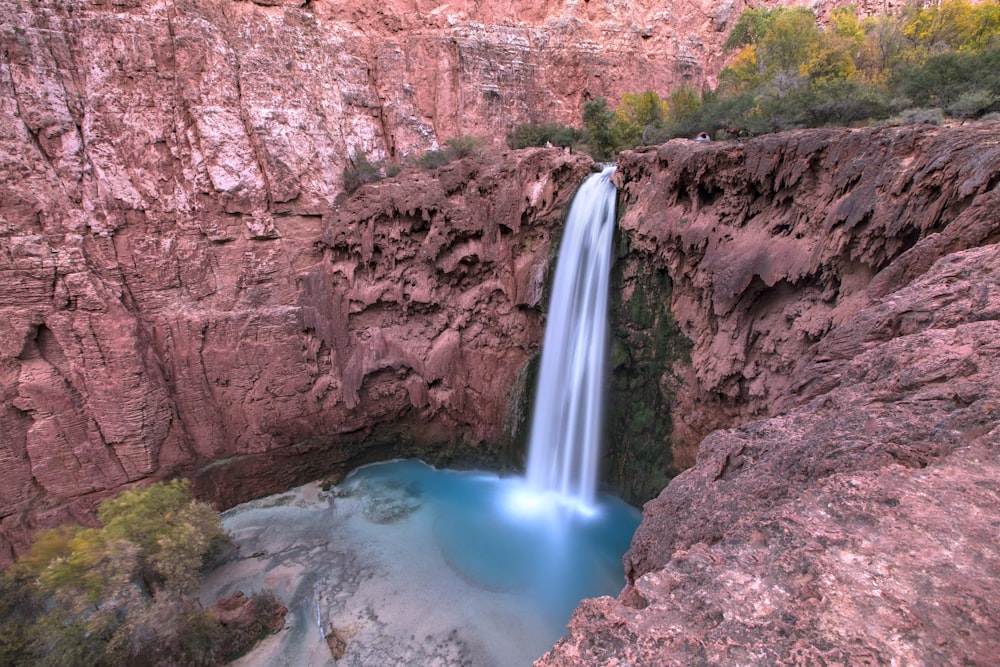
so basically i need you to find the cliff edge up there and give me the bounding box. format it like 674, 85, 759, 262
538, 122, 1000, 666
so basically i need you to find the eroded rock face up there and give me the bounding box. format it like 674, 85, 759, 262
537, 123, 1000, 666
614, 122, 1000, 467
0, 0, 739, 210
0, 137, 592, 563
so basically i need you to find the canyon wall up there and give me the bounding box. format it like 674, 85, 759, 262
0, 66, 593, 565
1, 0, 894, 203
0, 0, 743, 211
4, 3, 998, 661
538, 122, 1000, 665
0, 0, 890, 560
0, 116, 592, 561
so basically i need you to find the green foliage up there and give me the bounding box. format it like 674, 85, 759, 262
719, 45, 763, 94
654, 1, 1000, 140
611, 90, 669, 148
582, 97, 617, 160
506, 123, 584, 149
668, 85, 703, 121
763, 8, 821, 74
413, 134, 489, 170
3, 480, 276, 667
98, 478, 226, 595
444, 134, 487, 159
884, 106, 946, 125
725, 7, 780, 50
531, 2, 999, 158
415, 149, 451, 169
343, 149, 398, 194
892, 46, 1000, 107
947, 89, 1000, 118
902, 0, 1000, 54
108, 592, 225, 667
29, 608, 119, 667
0, 570, 39, 666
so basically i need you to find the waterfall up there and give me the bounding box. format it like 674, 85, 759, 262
524, 165, 617, 514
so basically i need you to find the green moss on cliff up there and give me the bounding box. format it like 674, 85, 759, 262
604, 228, 692, 505
499, 352, 541, 471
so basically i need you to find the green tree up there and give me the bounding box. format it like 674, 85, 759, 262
0, 570, 39, 665
759, 7, 821, 77
719, 45, 763, 94
342, 149, 384, 194
668, 85, 702, 121
506, 123, 583, 149
582, 97, 616, 160
892, 46, 1000, 107
444, 134, 487, 159
98, 479, 225, 594
611, 90, 669, 148
7, 480, 245, 666
900, 0, 1000, 53
859, 14, 908, 81
725, 7, 779, 51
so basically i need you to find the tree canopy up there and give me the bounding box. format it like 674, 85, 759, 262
0, 480, 271, 667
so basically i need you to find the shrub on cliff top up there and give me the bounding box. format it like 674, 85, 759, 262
506, 123, 584, 150
444, 134, 487, 158
342, 149, 386, 194
413, 134, 489, 170
647, 1, 1000, 141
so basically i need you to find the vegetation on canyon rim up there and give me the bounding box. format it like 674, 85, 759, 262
343, 1, 999, 188
511, 0, 1000, 158
0, 481, 280, 667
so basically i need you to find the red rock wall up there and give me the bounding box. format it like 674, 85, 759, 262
614, 123, 1000, 467
538, 123, 1000, 666
0, 107, 591, 564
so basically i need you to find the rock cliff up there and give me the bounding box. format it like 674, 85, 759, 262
0, 0, 743, 210
0, 112, 591, 562
537, 122, 1000, 665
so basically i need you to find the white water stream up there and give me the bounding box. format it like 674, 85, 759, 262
525, 165, 617, 513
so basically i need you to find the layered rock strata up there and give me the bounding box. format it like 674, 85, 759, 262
538, 122, 1000, 665
0, 0, 744, 206
1, 0, 896, 203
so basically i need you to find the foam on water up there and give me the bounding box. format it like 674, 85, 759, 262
348, 460, 640, 645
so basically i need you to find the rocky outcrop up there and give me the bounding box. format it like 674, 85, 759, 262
615, 122, 1000, 467
0, 136, 591, 563
537, 122, 1000, 665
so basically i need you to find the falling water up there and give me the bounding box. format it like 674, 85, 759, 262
524, 165, 617, 513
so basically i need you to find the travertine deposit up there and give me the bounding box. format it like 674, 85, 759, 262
538, 123, 1000, 666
